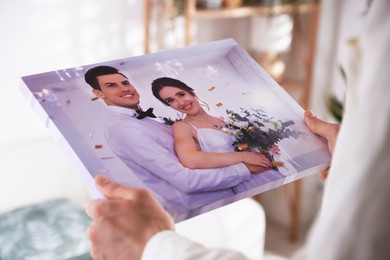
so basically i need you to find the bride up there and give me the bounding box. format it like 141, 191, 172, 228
151, 77, 273, 171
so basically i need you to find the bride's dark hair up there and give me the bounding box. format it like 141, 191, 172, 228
151, 77, 195, 105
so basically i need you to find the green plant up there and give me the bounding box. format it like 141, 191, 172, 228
173, 0, 185, 15
327, 65, 346, 122
327, 96, 344, 122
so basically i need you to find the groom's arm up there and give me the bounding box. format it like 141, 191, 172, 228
106, 124, 251, 193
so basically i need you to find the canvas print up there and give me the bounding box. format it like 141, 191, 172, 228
20, 39, 331, 222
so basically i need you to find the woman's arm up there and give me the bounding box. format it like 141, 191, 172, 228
173, 122, 271, 169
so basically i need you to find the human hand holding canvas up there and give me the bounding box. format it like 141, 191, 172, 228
86, 176, 174, 260
304, 109, 340, 180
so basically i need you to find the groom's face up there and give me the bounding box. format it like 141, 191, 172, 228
93, 73, 140, 109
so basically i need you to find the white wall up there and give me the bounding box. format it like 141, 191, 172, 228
310, 0, 367, 120
0, 0, 145, 145
0, 0, 145, 212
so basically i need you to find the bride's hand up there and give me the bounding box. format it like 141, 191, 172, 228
241, 152, 271, 168
268, 145, 281, 155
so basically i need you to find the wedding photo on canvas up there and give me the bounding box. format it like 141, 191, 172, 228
20, 39, 331, 222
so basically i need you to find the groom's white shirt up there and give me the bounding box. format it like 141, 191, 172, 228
104, 105, 251, 214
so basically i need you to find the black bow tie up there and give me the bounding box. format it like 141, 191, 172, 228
136, 108, 157, 119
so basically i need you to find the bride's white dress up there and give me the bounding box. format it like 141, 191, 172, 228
197, 128, 237, 153
185, 121, 298, 176
272, 147, 298, 176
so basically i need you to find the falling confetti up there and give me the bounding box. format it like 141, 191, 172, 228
272, 161, 285, 167
216, 102, 223, 107
63, 69, 72, 78
55, 70, 65, 81
241, 91, 251, 95
91, 97, 99, 101
198, 65, 220, 80
237, 144, 249, 150
208, 86, 216, 91
155, 59, 184, 77
95, 145, 103, 149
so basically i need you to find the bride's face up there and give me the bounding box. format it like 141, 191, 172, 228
158, 86, 200, 115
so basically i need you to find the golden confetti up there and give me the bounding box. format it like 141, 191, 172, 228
237, 144, 249, 150
216, 102, 223, 107
95, 145, 103, 149
91, 97, 99, 101
272, 161, 284, 167
208, 86, 216, 91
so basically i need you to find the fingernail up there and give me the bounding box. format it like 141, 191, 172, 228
307, 109, 316, 118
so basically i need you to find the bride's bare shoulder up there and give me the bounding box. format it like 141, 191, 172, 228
172, 120, 195, 134
173, 120, 190, 129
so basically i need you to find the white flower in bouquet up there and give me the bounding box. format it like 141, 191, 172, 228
236, 121, 249, 129
260, 126, 270, 133
264, 121, 277, 131
275, 121, 283, 130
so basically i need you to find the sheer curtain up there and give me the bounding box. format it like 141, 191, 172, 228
310, 0, 366, 120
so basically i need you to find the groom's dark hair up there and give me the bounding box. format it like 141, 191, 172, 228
84, 66, 127, 90
151, 77, 195, 105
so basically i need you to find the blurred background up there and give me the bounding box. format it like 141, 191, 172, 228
0, 0, 366, 258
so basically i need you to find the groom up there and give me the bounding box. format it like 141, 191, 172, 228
84, 66, 269, 214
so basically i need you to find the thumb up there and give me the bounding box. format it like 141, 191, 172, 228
95, 175, 136, 200
304, 110, 331, 137
304, 109, 340, 154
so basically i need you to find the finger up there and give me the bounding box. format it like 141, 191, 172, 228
95, 175, 139, 200
258, 157, 271, 168
258, 154, 267, 159
319, 169, 329, 181
259, 162, 270, 168
88, 222, 111, 260
304, 109, 340, 154
85, 200, 98, 218
86, 199, 121, 218
304, 110, 332, 137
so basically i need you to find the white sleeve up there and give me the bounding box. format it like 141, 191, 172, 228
142, 231, 249, 260
304, 0, 390, 259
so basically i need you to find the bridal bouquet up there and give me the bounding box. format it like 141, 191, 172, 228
224, 108, 305, 152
